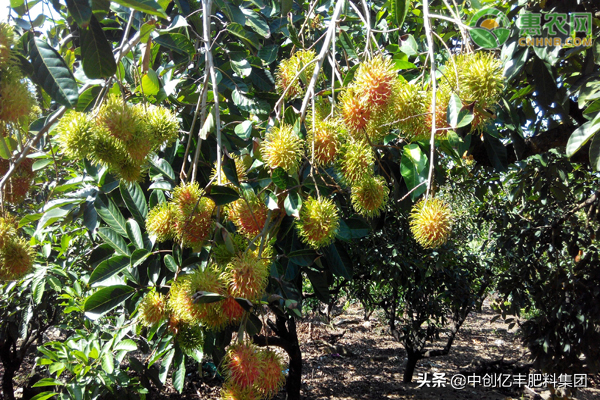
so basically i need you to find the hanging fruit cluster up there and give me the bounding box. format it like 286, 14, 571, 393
0, 23, 38, 204
55, 94, 179, 182
221, 342, 286, 400
0, 216, 34, 281
409, 197, 453, 249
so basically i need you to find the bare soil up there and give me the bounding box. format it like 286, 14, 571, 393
5, 299, 599, 400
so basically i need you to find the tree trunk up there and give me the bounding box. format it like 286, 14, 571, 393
285, 317, 302, 400
403, 350, 421, 383
1, 337, 17, 400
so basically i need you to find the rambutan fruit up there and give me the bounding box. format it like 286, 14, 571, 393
222, 342, 263, 388
0, 237, 34, 281
146, 202, 177, 242
351, 175, 389, 217
221, 380, 261, 400
223, 251, 270, 303
89, 130, 128, 167
393, 81, 429, 141
0, 23, 16, 69
138, 290, 167, 326
337, 139, 374, 186
221, 295, 246, 324
126, 130, 155, 164
422, 84, 452, 140
339, 86, 371, 134
177, 205, 215, 249
175, 323, 204, 354
275, 50, 316, 100
212, 234, 248, 266
210, 156, 248, 188
168, 267, 227, 329
255, 349, 286, 397
296, 196, 339, 249
97, 95, 140, 143
0, 216, 17, 248
353, 55, 397, 107
307, 118, 340, 166
260, 124, 304, 173
146, 105, 179, 145
55, 110, 96, 160
0, 158, 35, 204
0, 79, 35, 123
409, 197, 453, 249
172, 182, 203, 215
225, 194, 268, 239
115, 156, 145, 183
454, 52, 504, 108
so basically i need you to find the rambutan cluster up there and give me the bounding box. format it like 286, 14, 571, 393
409, 197, 453, 249
146, 182, 215, 250
221, 342, 286, 400
275, 50, 317, 100
55, 95, 179, 182
0, 216, 34, 281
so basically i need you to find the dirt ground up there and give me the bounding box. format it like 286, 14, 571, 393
6, 299, 600, 400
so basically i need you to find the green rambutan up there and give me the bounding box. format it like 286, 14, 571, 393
97, 95, 140, 143
422, 84, 452, 141
146, 105, 179, 145
225, 194, 268, 239
275, 49, 316, 100
223, 251, 270, 303
221, 380, 261, 400
146, 202, 177, 242
454, 52, 504, 107
337, 139, 374, 186
138, 290, 167, 327
0, 79, 35, 123
353, 55, 397, 107
409, 197, 453, 249
393, 81, 429, 141
222, 342, 263, 388
115, 156, 145, 183
255, 349, 286, 398
296, 196, 339, 249
351, 175, 389, 217
175, 323, 205, 355
89, 130, 128, 167
0, 216, 17, 249
0, 237, 34, 281
260, 124, 304, 173
55, 110, 96, 160
0, 23, 15, 69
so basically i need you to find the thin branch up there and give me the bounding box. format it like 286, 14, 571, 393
423, 0, 437, 200
181, 73, 209, 181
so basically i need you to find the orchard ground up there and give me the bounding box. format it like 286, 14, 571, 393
6, 299, 598, 400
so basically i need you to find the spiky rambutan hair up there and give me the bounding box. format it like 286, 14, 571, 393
296, 196, 340, 249
260, 124, 304, 173
138, 290, 167, 327
351, 175, 389, 217
0, 237, 34, 281
275, 49, 317, 100
337, 139, 374, 186
223, 251, 270, 303
409, 197, 453, 249
222, 342, 264, 388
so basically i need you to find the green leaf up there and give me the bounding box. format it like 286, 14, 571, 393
66, 0, 92, 27
399, 35, 418, 56
172, 349, 186, 393
284, 191, 302, 218
566, 113, 600, 158
227, 23, 260, 49
589, 131, 600, 171
323, 243, 352, 280
95, 194, 128, 236
287, 249, 317, 266
390, 0, 409, 28
159, 348, 175, 384
131, 249, 151, 268
114, 339, 137, 352
141, 69, 160, 96
80, 15, 116, 79
28, 38, 79, 107
193, 291, 226, 304
339, 31, 357, 60
231, 89, 270, 115
306, 269, 330, 303
111, 0, 167, 17
222, 157, 240, 187
97, 227, 131, 256
400, 144, 428, 200
208, 185, 239, 206
149, 157, 176, 181
241, 8, 270, 37
483, 131, 508, 172
336, 219, 370, 241
234, 120, 253, 139
126, 219, 144, 249
258, 44, 279, 64
272, 167, 288, 189
154, 34, 194, 55
102, 352, 114, 374
89, 255, 130, 285
120, 181, 148, 227
164, 254, 179, 273
32, 159, 53, 171
29, 393, 58, 400
76, 85, 102, 112
32, 378, 64, 387
84, 285, 135, 319
36, 208, 70, 231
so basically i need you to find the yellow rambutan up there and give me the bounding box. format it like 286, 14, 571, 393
260, 124, 304, 173
225, 194, 268, 239
337, 139, 374, 186
177, 205, 215, 249
55, 110, 96, 160
351, 175, 389, 217
0, 216, 17, 249
223, 342, 264, 388
0, 237, 34, 281
146, 105, 179, 145
255, 349, 286, 397
175, 323, 205, 355
168, 267, 228, 329
0, 79, 35, 123
0, 23, 16, 69
138, 290, 167, 327
307, 118, 340, 166
223, 251, 270, 303
221, 380, 261, 400
409, 197, 453, 249
275, 49, 316, 100
296, 196, 339, 249
339, 86, 371, 134
353, 55, 397, 107
393, 81, 429, 141
146, 202, 177, 242
172, 182, 203, 215
454, 52, 504, 108
97, 95, 140, 143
